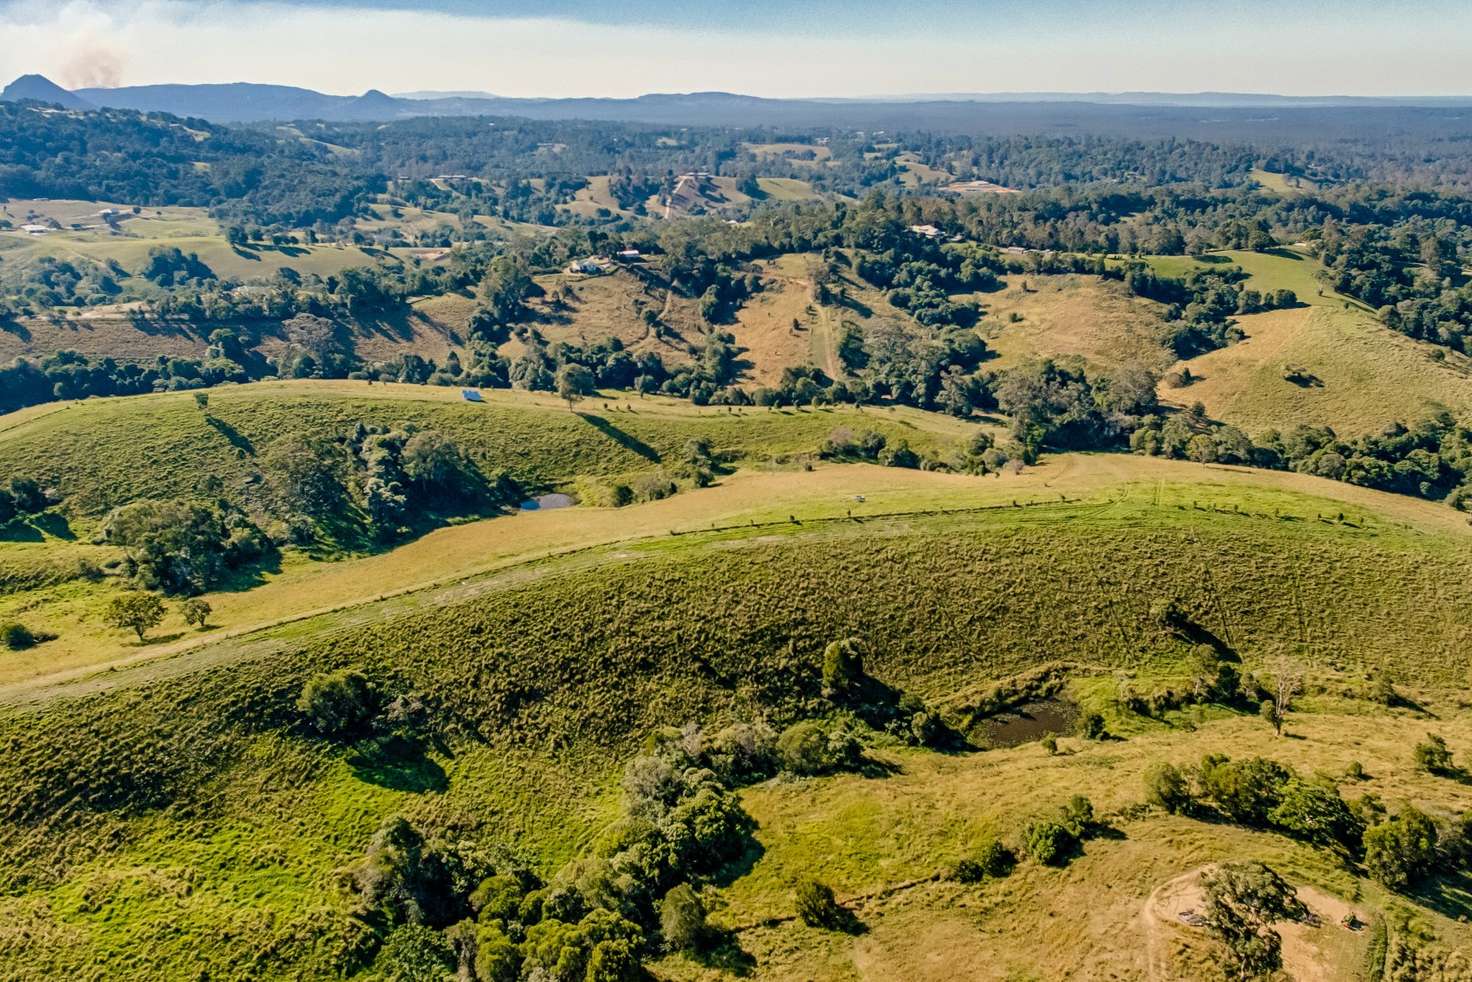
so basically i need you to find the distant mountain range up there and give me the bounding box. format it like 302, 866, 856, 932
5, 73, 1472, 128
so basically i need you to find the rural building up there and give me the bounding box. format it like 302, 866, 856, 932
567, 257, 608, 275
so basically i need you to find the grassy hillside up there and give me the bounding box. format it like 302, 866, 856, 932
1, 466, 1470, 979
0, 382, 978, 687
1148, 250, 1472, 435
1167, 305, 1472, 436
0, 381, 973, 517
6, 449, 1460, 698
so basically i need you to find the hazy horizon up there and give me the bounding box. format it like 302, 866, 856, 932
2, 0, 1470, 99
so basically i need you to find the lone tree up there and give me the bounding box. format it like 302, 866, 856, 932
555, 364, 594, 410
104, 592, 166, 642
180, 597, 212, 630
1261, 659, 1301, 736
1200, 862, 1306, 979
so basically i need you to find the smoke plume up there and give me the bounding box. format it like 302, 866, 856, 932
61, 43, 125, 90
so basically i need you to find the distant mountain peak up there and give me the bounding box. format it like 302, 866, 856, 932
0, 74, 94, 110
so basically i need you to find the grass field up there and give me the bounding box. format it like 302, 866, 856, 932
754, 177, 821, 202
895, 152, 952, 187
0, 198, 383, 286
728, 253, 824, 384
2, 450, 1471, 978
1144, 250, 1472, 435
1249, 168, 1323, 194
6, 234, 1472, 979
561, 175, 636, 220
973, 274, 1173, 373
8, 446, 1464, 697
743, 142, 835, 167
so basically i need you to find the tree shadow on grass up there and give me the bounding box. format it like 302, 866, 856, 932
208, 550, 284, 594
1409, 871, 1472, 921
826, 907, 868, 936
205, 415, 256, 455
0, 512, 75, 543
0, 319, 31, 342
576, 412, 661, 462
694, 932, 756, 976
711, 836, 766, 889
0, 521, 42, 543
32, 512, 75, 541
858, 754, 903, 779
348, 734, 448, 793
129, 632, 185, 647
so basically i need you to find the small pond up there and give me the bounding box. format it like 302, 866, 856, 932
519, 493, 576, 511
977, 698, 1079, 749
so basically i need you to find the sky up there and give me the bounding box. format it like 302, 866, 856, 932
2, 0, 1471, 98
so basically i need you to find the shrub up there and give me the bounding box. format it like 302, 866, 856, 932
1196, 755, 1290, 826
297, 668, 378, 739
794, 878, 846, 930
1059, 795, 1095, 838
1041, 735, 1058, 756
1437, 811, 1472, 871
705, 721, 779, 786
1364, 806, 1439, 891
821, 637, 868, 699
1, 622, 37, 650
777, 718, 863, 776
349, 817, 486, 929
471, 872, 534, 924
1078, 712, 1106, 740
661, 783, 756, 879
1144, 762, 1192, 814
953, 839, 1015, 883
102, 498, 268, 594
1267, 780, 1363, 850
374, 923, 455, 982
659, 883, 708, 952
880, 440, 920, 468
1022, 818, 1077, 866
1414, 734, 1455, 776
522, 909, 644, 982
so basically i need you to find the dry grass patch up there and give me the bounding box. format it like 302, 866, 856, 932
976, 274, 1173, 373
1162, 305, 1472, 436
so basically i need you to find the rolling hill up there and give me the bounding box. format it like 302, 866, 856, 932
1, 438, 1470, 978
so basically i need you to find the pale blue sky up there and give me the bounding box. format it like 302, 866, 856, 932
3, 0, 1469, 96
